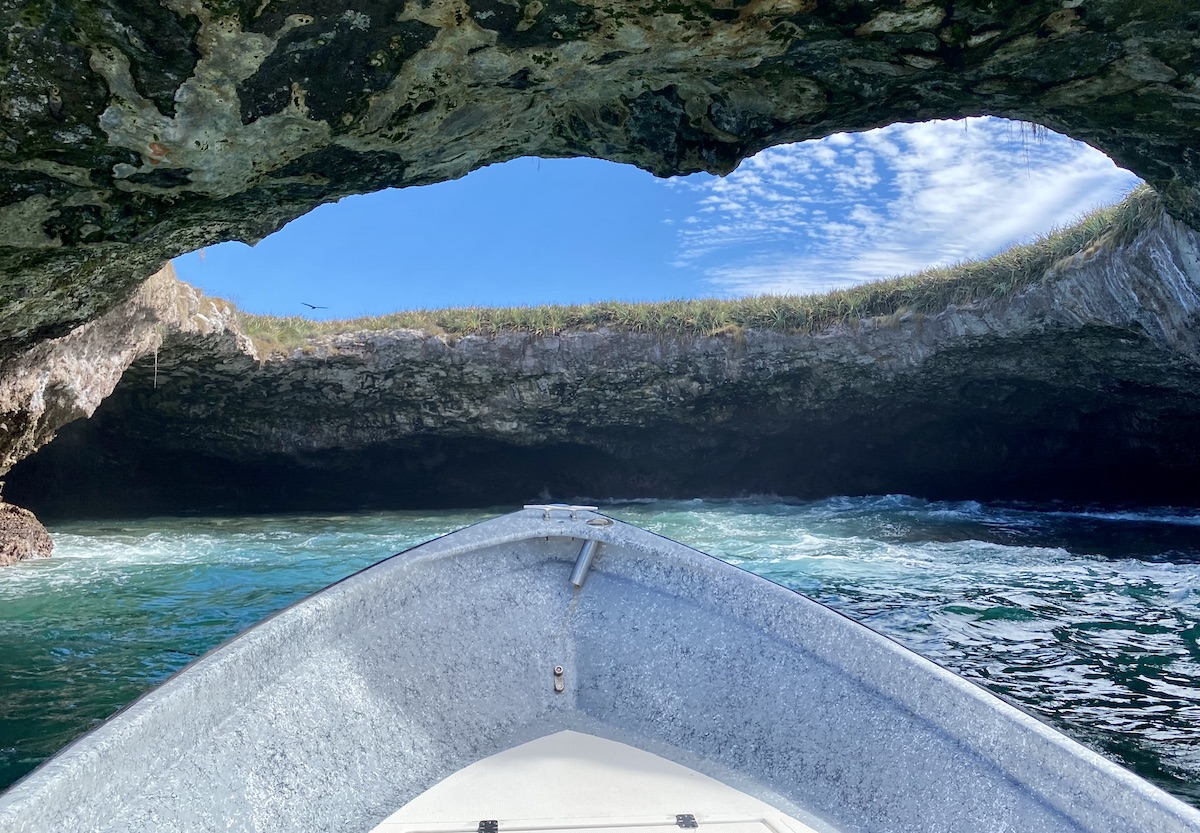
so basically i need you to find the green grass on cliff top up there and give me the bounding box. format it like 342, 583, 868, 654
239, 185, 1159, 356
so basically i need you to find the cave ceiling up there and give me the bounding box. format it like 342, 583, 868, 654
1, 0, 1198, 358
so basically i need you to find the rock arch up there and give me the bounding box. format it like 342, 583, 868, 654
1, 0, 1198, 355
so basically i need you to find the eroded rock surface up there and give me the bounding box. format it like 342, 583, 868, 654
0, 261, 249, 476
7, 199, 1200, 517
0, 500, 52, 565
2, 1, 1200, 357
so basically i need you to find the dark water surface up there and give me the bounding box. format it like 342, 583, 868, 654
2, 497, 1199, 805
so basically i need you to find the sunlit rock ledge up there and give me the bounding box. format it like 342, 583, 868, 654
3, 196, 1200, 527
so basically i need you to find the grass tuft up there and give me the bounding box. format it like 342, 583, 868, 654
236, 186, 1161, 357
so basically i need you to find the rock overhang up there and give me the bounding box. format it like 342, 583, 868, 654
1, 0, 1199, 357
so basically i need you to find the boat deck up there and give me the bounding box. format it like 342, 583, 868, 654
372, 731, 828, 833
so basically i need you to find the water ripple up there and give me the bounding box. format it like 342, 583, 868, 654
1, 499, 1199, 805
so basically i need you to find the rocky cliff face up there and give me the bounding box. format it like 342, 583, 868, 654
0, 261, 248, 556
7, 201, 1200, 518
2, 0, 1199, 361
0, 262, 248, 476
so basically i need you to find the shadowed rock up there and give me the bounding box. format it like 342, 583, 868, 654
0, 262, 250, 476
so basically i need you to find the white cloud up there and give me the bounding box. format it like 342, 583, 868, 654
669, 117, 1142, 297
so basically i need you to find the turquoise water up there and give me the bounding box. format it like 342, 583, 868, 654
2, 497, 1200, 805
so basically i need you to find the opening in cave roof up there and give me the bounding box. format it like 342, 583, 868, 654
172, 117, 1141, 323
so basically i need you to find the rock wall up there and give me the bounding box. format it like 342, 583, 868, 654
7, 201, 1200, 518
2, 0, 1200, 360
0, 262, 246, 559
0, 261, 249, 477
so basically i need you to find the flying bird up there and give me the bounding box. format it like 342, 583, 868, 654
301, 302, 328, 309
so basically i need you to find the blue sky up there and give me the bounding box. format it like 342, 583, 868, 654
173, 117, 1141, 320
